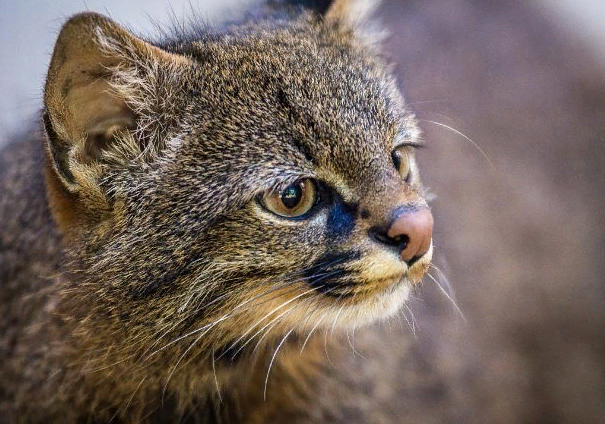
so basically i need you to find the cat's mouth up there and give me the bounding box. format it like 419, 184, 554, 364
313, 242, 433, 328
382, 259, 432, 290
354, 241, 433, 297
403, 254, 432, 286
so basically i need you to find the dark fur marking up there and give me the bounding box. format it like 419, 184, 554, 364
276, 87, 316, 164
390, 203, 423, 223
303, 251, 361, 295
132, 262, 195, 299
326, 199, 358, 241
293, 137, 315, 163
315, 280, 356, 298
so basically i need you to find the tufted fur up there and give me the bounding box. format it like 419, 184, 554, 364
0, 0, 432, 422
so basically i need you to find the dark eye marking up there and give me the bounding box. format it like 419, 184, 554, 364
293, 137, 315, 164
326, 199, 359, 241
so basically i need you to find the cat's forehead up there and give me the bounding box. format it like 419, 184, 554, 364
177, 23, 410, 186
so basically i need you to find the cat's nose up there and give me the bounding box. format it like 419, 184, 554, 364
370, 207, 433, 265
388, 207, 433, 264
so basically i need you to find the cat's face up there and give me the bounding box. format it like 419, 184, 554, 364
170, 29, 432, 331
44, 6, 432, 358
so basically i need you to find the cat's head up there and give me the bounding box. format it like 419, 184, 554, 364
43, 0, 432, 360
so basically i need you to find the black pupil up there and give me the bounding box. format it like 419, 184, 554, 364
392, 151, 401, 171
281, 184, 303, 209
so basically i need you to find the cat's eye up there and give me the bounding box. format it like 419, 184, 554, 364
392, 147, 411, 182
261, 179, 318, 219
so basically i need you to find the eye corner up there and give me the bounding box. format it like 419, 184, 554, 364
391, 146, 413, 181
391, 150, 401, 171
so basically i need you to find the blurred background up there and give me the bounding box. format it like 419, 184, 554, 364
1, 0, 604, 422
377, 1, 605, 422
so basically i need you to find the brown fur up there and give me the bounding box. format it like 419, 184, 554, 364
0, 1, 433, 422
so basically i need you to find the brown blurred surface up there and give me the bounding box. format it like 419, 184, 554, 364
377, 0, 605, 422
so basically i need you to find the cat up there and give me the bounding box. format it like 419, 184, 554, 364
0, 0, 434, 422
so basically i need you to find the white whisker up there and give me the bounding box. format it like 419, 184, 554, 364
323, 306, 344, 369
300, 314, 326, 354
404, 304, 419, 336
330, 304, 345, 337
252, 319, 281, 356
124, 375, 146, 414
162, 319, 222, 401
420, 119, 495, 170
212, 348, 223, 405
231, 305, 297, 359
430, 264, 456, 299
220, 287, 318, 359
263, 327, 295, 401
147, 315, 228, 359
427, 272, 466, 322
346, 328, 365, 358
397, 309, 415, 339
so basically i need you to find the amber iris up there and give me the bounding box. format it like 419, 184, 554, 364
262, 179, 317, 218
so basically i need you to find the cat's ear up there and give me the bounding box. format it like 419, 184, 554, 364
274, 0, 383, 44
44, 12, 188, 191
275, 0, 381, 24
324, 0, 380, 24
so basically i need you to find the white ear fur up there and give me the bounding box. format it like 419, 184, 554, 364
325, 0, 381, 25
325, 0, 385, 48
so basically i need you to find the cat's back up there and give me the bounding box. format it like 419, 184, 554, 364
0, 130, 62, 400
0, 127, 60, 277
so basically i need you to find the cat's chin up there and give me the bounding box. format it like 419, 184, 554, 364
295, 276, 417, 334
344, 276, 413, 327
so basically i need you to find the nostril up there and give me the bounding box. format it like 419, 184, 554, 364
390, 234, 409, 250
370, 228, 409, 250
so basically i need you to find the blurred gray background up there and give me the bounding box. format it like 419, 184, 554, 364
2, 0, 605, 421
